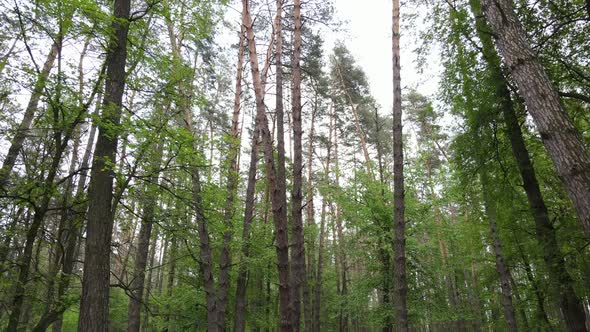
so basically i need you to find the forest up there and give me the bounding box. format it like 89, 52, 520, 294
0, 0, 589, 331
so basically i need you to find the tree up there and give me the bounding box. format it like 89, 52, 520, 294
79, 0, 132, 329
392, 0, 408, 330
480, 0, 590, 241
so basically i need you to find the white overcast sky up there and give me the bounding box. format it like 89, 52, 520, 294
326, 0, 440, 113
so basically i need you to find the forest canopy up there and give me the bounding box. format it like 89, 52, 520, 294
0, 0, 589, 331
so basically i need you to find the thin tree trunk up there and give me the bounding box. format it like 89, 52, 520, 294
313, 108, 332, 332
481, 0, 590, 240
303, 100, 318, 332
332, 59, 372, 177
7, 36, 99, 329
291, 0, 306, 329
78, 0, 131, 329
217, 24, 246, 330
141, 226, 159, 332
163, 237, 178, 332
515, 241, 552, 330
392, 0, 408, 330
0, 42, 59, 189
127, 143, 164, 332
7, 142, 66, 331
242, 0, 292, 329
481, 175, 518, 332
165, 8, 219, 329
234, 128, 260, 332
233, 8, 279, 327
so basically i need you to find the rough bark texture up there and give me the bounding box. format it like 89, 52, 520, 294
469, 2, 588, 330
392, 0, 408, 330
242, 0, 292, 329
78, 0, 131, 329
290, 0, 307, 330
480, 0, 590, 240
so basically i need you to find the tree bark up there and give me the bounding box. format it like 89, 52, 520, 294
469, 2, 588, 330
392, 0, 408, 330
242, 0, 292, 329
234, 9, 279, 328
78, 0, 131, 329
291, 0, 307, 330
481, 0, 590, 240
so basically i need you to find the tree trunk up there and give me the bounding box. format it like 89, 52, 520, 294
127, 143, 163, 332
217, 24, 246, 330
78, 0, 131, 329
304, 101, 317, 332
468, 2, 588, 330
234, 129, 260, 332
291, 0, 307, 329
164, 237, 178, 332
234, 9, 280, 327
313, 108, 332, 332
0, 42, 59, 189
7, 140, 67, 331
242, 0, 292, 329
165, 8, 219, 329
141, 226, 159, 332
481, 175, 518, 332
480, 0, 590, 240
392, 0, 408, 330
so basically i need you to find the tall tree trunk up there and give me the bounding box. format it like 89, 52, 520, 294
481, 175, 518, 332
469, 2, 588, 330
0, 42, 59, 189
7, 36, 102, 329
331, 105, 348, 332
165, 9, 219, 329
140, 226, 159, 332
234, 128, 260, 332
7, 138, 67, 331
514, 241, 552, 330
163, 237, 178, 332
291, 0, 307, 330
392, 0, 408, 330
242, 0, 292, 329
217, 24, 247, 330
78, 0, 131, 329
313, 107, 332, 332
480, 0, 590, 240
234, 10, 279, 327
303, 102, 318, 332
127, 143, 163, 332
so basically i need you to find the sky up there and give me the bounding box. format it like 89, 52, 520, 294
328, 0, 441, 113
